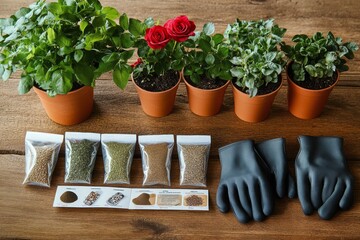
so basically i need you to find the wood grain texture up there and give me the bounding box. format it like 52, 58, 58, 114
1, 0, 360, 239
1, 154, 360, 239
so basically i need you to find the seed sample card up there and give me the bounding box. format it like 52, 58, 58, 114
129, 189, 209, 211
53, 186, 209, 211
53, 186, 131, 209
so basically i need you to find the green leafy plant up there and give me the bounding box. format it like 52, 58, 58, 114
281, 32, 358, 82
183, 22, 232, 86
224, 19, 286, 97
0, 0, 136, 96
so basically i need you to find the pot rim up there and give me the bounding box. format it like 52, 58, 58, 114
231, 74, 283, 98
286, 61, 340, 93
132, 72, 181, 94
182, 74, 230, 92
33, 85, 93, 96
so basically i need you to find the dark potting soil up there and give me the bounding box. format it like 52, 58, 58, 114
185, 75, 228, 90
232, 78, 282, 96
287, 64, 338, 90
134, 71, 179, 92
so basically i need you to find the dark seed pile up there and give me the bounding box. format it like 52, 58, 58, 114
185, 195, 203, 206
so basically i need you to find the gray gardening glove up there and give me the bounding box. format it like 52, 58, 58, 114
255, 138, 296, 198
217, 140, 274, 223
296, 136, 354, 220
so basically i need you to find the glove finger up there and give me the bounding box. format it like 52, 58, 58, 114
248, 178, 265, 221
228, 184, 250, 223
310, 173, 323, 209
216, 183, 230, 213
318, 179, 345, 220
288, 174, 297, 198
339, 176, 354, 210
322, 177, 336, 203
259, 177, 274, 216
237, 180, 252, 217
275, 167, 286, 198
296, 168, 313, 215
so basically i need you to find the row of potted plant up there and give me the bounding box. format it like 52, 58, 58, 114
1, 0, 358, 125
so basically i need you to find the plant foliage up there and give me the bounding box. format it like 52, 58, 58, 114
281, 32, 359, 82
0, 0, 136, 96
224, 19, 286, 97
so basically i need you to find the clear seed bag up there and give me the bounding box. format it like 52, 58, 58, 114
177, 135, 211, 187
64, 132, 100, 184
23, 131, 64, 187
138, 135, 174, 186
101, 134, 136, 184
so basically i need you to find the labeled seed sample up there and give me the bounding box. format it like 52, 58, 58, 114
142, 143, 170, 186
65, 139, 99, 183
84, 191, 101, 206
24, 145, 56, 186
107, 192, 125, 206
157, 194, 182, 206
185, 195, 204, 206
179, 145, 210, 186
103, 142, 135, 184
60, 191, 78, 203
132, 193, 156, 205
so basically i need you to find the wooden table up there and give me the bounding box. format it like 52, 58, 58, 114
1, 0, 360, 239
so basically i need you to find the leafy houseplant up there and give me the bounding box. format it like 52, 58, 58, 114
0, 0, 135, 125
182, 23, 232, 116
224, 19, 286, 122
132, 15, 195, 117
281, 32, 359, 119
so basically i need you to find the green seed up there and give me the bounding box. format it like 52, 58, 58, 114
65, 139, 98, 183
104, 142, 134, 183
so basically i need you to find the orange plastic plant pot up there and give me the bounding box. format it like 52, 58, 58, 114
287, 69, 339, 120
33, 86, 94, 126
133, 73, 181, 118
232, 80, 282, 123
183, 77, 229, 117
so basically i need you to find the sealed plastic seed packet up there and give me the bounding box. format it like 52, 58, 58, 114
23, 131, 63, 187
64, 132, 100, 184
101, 134, 136, 184
138, 135, 174, 186
177, 135, 211, 187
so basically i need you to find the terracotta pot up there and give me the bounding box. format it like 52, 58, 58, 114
133, 73, 181, 117
183, 77, 230, 117
287, 66, 339, 120
33, 86, 94, 125
232, 79, 282, 123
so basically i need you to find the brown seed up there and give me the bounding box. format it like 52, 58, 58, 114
24, 145, 56, 186
60, 191, 78, 203
142, 143, 170, 185
185, 195, 204, 206
179, 145, 209, 186
132, 193, 152, 205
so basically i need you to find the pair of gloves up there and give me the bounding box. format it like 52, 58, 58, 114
217, 136, 354, 223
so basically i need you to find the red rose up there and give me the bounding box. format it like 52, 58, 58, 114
144, 25, 171, 49
131, 58, 143, 68
164, 15, 196, 42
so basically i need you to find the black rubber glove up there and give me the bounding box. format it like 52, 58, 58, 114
255, 138, 296, 198
217, 140, 274, 223
296, 136, 354, 220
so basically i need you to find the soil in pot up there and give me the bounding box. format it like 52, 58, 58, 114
288, 66, 338, 90
184, 75, 227, 90
134, 70, 179, 92
232, 79, 281, 95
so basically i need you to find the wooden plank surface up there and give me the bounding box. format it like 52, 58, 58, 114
1, 0, 360, 239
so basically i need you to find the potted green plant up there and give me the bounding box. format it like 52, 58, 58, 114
281, 32, 358, 119
0, 0, 135, 125
182, 23, 232, 117
131, 15, 195, 117
224, 19, 286, 122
